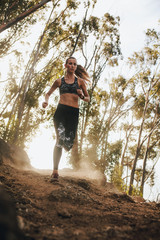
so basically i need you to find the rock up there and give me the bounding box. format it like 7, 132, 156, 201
48, 185, 93, 203
57, 208, 72, 218
132, 196, 146, 203
76, 179, 91, 190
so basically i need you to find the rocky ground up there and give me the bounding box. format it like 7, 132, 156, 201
0, 162, 160, 240
0, 139, 160, 240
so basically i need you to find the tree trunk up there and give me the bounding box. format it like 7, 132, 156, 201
13, 32, 45, 142
121, 127, 133, 166
70, 8, 88, 56
140, 136, 151, 196
140, 103, 158, 196
129, 91, 149, 195
13, 8, 54, 143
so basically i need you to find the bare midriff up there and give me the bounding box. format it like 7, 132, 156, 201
59, 93, 79, 108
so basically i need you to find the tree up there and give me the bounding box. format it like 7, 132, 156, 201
140, 102, 160, 196
0, 0, 98, 146
69, 13, 121, 169
0, 0, 54, 57
128, 26, 160, 195
78, 74, 132, 177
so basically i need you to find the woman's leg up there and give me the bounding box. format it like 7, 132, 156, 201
52, 145, 62, 176
52, 104, 63, 178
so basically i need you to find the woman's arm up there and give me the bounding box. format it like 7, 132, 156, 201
42, 79, 61, 108
77, 78, 90, 102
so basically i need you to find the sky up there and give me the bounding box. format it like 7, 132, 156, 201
94, 0, 160, 58
1, 0, 160, 200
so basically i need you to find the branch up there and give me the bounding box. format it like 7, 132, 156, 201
145, 156, 159, 183
0, 0, 51, 33
70, 7, 88, 56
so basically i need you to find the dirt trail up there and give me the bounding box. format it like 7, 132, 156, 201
0, 163, 160, 240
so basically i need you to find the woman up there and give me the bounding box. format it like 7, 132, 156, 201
42, 56, 90, 181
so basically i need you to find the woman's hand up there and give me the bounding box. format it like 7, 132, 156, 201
42, 101, 48, 108
77, 89, 84, 100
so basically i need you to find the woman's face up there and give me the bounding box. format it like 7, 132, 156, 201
65, 58, 77, 73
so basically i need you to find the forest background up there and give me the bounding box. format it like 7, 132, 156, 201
0, 0, 160, 201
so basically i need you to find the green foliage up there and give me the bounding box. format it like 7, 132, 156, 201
127, 185, 141, 197
105, 140, 123, 174
110, 164, 126, 191
66, 0, 78, 9
133, 94, 145, 119
0, 0, 31, 23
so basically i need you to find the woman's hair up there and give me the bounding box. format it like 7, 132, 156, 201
66, 57, 90, 83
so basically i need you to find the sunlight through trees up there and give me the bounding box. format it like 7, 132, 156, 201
0, 0, 160, 199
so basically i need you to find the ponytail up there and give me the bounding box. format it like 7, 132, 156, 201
75, 65, 90, 83
65, 57, 90, 83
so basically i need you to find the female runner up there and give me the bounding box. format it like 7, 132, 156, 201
42, 57, 90, 180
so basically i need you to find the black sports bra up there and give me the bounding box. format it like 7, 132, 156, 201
59, 77, 80, 95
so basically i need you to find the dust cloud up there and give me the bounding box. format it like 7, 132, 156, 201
60, 160, 107, 186
33, 159, 106, 186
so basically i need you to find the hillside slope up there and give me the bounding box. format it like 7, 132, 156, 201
0, 139, 160, 240
0, 162, 160, 240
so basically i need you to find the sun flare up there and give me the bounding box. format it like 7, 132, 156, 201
26, 128, 69, 170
